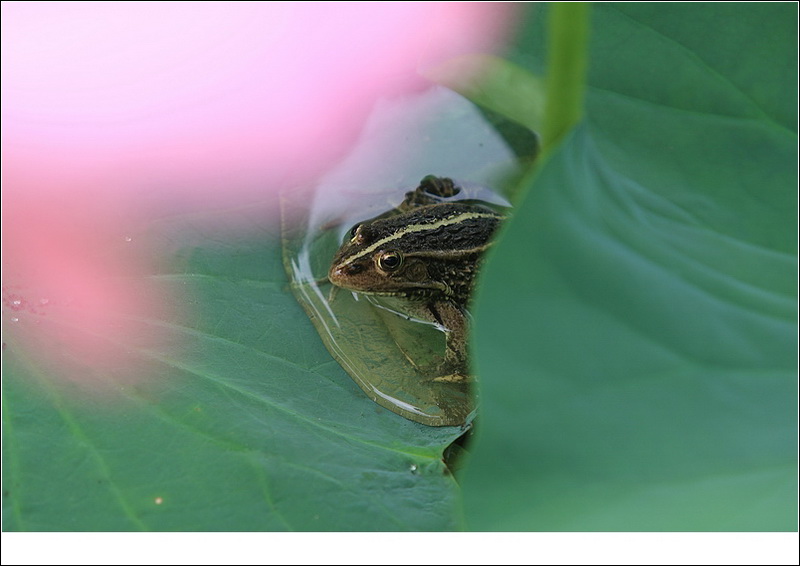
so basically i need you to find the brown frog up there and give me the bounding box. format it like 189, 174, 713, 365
328, 176, 504, 380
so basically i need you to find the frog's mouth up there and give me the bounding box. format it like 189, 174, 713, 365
328, 264, 449, 299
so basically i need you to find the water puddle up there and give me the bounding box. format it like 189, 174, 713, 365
281, 87, 534, 426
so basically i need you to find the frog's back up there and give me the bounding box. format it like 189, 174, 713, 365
366, 203, 502, 254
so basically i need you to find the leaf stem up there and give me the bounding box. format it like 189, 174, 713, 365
541, 2, 591, 150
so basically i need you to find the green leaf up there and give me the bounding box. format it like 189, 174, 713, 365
541, 2, 590, 150
2, 209, 464, 531
464, 3, 797, 530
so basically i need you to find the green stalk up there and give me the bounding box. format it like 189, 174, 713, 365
541, 2, 591, 150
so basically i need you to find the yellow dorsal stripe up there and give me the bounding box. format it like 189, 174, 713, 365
343, 211, 498, 265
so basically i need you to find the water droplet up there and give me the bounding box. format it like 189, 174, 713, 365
39, 298, 49, 306
12, 300, 21, 306
124, 236, 132, 242
154, 497, 163, 505
10, 317, 19, 323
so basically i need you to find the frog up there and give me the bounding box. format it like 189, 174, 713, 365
327, 175, 504, 381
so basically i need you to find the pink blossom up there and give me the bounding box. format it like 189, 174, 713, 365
1, 2, 514, 385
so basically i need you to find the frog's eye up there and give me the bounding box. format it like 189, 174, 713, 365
378, 250, 403, 271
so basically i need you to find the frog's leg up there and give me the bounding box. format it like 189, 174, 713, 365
398, 176, 460, 211
427, 299, 470, 382
420, 175, 459, 198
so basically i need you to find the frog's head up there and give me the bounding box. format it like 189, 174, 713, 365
328, 202, 499, 299
328, 219, 439, 297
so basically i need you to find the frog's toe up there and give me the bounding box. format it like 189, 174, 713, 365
432, 372, 472, 383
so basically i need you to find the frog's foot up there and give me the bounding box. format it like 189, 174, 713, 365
432, 372, 472, 383
431, 357, 473, 382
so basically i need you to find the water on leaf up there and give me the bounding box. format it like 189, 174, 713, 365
281, 87, 534, 426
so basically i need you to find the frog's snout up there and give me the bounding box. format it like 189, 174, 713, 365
328, 260, 365, 286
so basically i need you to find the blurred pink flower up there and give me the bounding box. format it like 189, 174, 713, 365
1, 1, 514, 385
